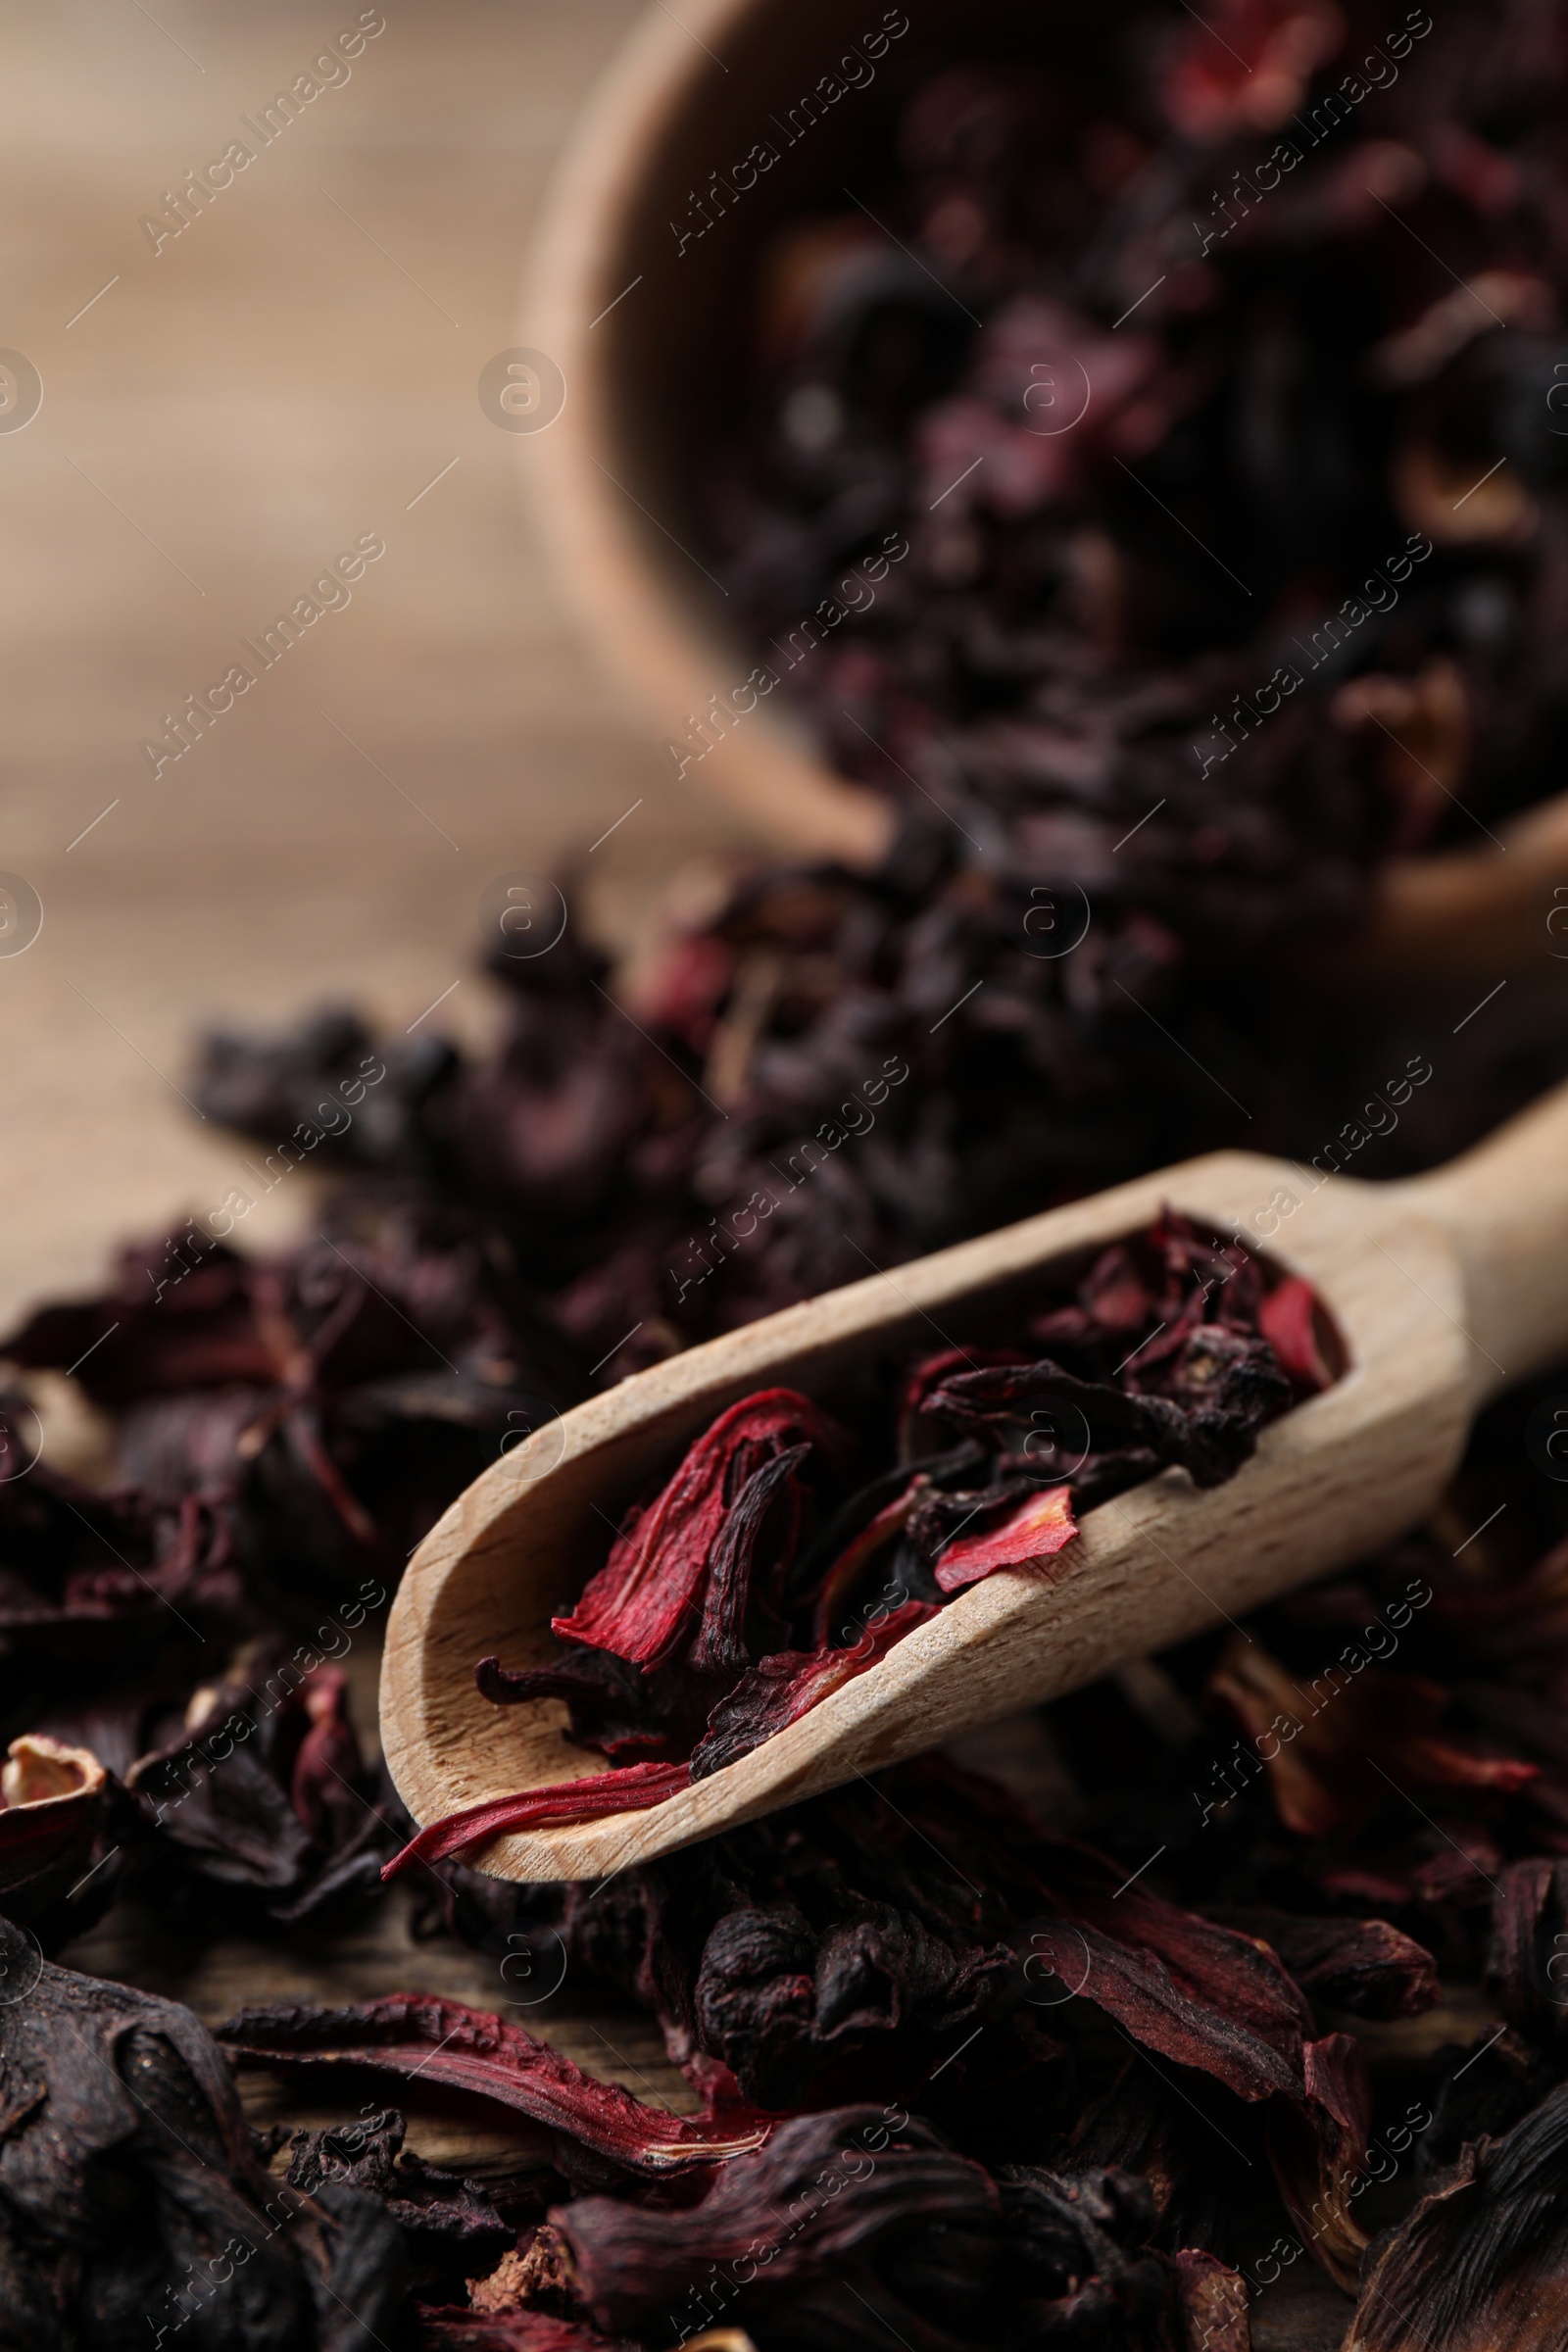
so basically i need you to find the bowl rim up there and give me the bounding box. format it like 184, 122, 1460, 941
525, 0, 898, 865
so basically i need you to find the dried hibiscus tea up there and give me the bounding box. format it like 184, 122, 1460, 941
25, 4, 1568, 1636
712, 0, 1568, 995
126, 1648, 397, 1926
390, 1215, 1325, 1872
384, 1760, 697, 1876
217, 1994, 768, 2178
1345, 2078, 1568, 2351
549, 1391, 838, 1669
13, 8, 1568, 2346
0, 1918, 409, 2348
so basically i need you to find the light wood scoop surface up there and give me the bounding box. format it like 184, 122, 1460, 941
381, 1081, 1568, 1883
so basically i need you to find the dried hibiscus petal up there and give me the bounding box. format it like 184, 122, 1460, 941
808, 1471, 933, 1647
1158, 0, 1344, 143
1206, 1904, 1440, 2020
218, 1995, 768, 2175
383, 1760, 692, 1877
1267, 2030, 1374, 2291
551, 1392, 841, 1668
0, 1455, 247, 1701
474, 1646, 707, 1764
1028, 1838, 1311, 2102
688, 1442, 810, 1675
1347, 2078, 1568, 2351
1209, 1632, 1538, 1838
1172, 2248, 1250, 2352
1257, 1273, 1335, 1395
552, 2105, 1001, 2341
1070, 1244, 1154, 1336
416, 2310, 634, 2352
930, 1485, 1077, 1592
929, 1339, 1292, 1492
897, 1348, 1029, 1451
689, 1600, 941, 1779
1486, 1857, 1568, 2048
128, 1649, 395, 1925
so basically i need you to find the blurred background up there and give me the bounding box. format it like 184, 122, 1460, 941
0, 0, 762, 1331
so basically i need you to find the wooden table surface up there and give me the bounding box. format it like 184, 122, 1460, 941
0, 0, 764, 1338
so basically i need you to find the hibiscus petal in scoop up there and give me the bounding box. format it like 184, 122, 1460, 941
932, 1485, 1077, 1592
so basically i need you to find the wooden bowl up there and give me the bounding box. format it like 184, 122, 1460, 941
526, 0, 1099, 865
526, 0, 1568, 971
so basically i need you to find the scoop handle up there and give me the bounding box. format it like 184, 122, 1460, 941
1339, 791, 1568, 983
1396, 1076, 1568, 1397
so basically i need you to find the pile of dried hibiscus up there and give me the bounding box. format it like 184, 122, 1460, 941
7, 0, 1568, 2345
14, 1408, 1568, 2352
711, 0, 1568, 930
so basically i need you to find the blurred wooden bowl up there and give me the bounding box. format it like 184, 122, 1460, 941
526, 0, 1054, 865
527, 0, 1568, 975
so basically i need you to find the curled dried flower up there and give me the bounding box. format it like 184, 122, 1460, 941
218, 1995, 769, 2177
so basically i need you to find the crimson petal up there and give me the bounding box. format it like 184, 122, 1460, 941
218, 1995, 768, 2174
690, 1600, 940, 1779
551, 1392, 841, 1667
384, 1761, 692, 1877
932, 1485, 1077, 1592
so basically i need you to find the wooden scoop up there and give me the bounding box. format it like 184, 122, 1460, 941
380, 1082, 1568, 1883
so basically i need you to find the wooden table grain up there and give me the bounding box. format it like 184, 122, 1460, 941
0, 0, 765, 1338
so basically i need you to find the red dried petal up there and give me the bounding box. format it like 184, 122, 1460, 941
811, 1473, 930, 1646
628, 931, 734, 1052
933, 1485, 1077, 1592
1207, 1905, 1440, 2020
552, 1391, 840, 1667
896, 1346, 1026, 1448
1160, 0, 1344, 145
688, 1442, 809, 1675
1257, 1275, 1333, 1394
383, 1760, 691, 1878
1210, 1635, 1538, 1838
288, 1666, 365, 1844
1485, 1859, 1568, 2043
1348, 2080, 1568, 2349
1080, 1242, 1155, 1332
474, 1647, 701, 1764
218, 1994, 768, 2173
1037, 1840, 1310, 2100
1, 1236, 281, 1406
691, 1599, 940, 1778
